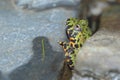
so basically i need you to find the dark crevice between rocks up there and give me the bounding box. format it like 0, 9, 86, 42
78, 1, 120, 35
57, 62, 72, 80
78, 0, 102, 35
79, 15, 101, 35
87, 15, 101, 35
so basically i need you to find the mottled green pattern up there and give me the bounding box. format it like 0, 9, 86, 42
59, 18, 92, 70
79, 20, 92, 40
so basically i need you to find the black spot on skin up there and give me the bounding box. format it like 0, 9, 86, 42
77, 39, 80, 42
84, 36, 87, 40
86, 28, 88, 31
68, 60, 73, 65
63, 44, 67, 49
70, 43, 73, 47
67, 60, 74, 70
75, 44, 79, 48
70, 50, 74, 54
66, 21, 73, 26
66, 26, 72, 29
67, 64, 74, 70
80, 44, 82, 47
82, 24, 85, 26
59, 42, 63, 46
67, 18, 70, 21
66, 22, 69, 25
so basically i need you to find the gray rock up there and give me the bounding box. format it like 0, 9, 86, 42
72, 28, 120, 80
0, 72, 9, 80
0, 71, 3, 80
12, 0, 80, 11
9, 37, 64, 80
105, 70, 120, 80
0, 0, 79, 80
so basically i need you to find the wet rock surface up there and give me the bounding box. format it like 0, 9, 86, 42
12, 0, 80, 11
72, 5, 120, 80
0, 0, 78, 80
9, 37, 63, 80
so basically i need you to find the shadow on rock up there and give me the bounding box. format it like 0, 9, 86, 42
0, 71, 3, 80
9, 36, 64, 80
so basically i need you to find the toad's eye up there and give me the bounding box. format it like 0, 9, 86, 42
74, 25, 81, 31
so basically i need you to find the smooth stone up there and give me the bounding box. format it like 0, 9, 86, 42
72, 28, 120, 80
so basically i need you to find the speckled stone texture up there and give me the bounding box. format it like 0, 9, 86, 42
72, 5, 120, 80
0, 0, 79, 80
12, 0, 80, 10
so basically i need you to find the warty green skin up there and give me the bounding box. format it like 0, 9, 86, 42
59, 18, 92, 70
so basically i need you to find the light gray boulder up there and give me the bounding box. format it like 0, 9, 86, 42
72, 28, 120, 80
